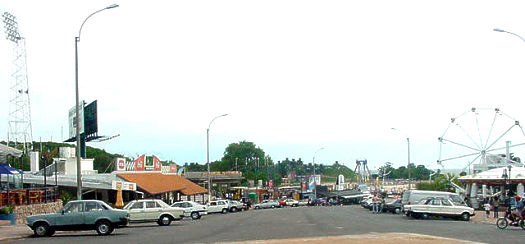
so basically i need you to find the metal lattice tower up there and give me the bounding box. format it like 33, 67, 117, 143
2, 11, 33, 149
354, 159, 371, 184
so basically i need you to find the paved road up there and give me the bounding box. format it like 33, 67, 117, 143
6, 205, 523, 244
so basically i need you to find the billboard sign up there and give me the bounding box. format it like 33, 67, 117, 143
133, 155, 162, 172
68, 101, 84, 139
116, 158, 126, 171
111, 181, 136, 191
83, 100, 98, 137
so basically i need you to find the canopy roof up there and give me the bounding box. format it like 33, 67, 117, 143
0, 144, 23, 164
118, 173, 207, 195
459, 165, 525, 181
0, 163, 23, 175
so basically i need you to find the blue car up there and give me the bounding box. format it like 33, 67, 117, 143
26, 200, 129, 237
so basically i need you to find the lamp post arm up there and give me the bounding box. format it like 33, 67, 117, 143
78, 4, 119, 40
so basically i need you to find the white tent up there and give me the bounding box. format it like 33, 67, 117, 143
0, 144, 23, 164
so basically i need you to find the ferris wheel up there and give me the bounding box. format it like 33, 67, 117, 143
437, 108, 525, 174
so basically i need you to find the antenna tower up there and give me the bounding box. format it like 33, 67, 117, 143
2, 11, 33, 150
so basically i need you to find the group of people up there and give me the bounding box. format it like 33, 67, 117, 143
483, 195, 525, 225
482, 196, 500, 219
371, 194, 386, 214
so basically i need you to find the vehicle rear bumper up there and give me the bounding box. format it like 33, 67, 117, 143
114, 217, 129, 227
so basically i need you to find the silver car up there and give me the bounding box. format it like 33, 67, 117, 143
254, 200, 280, 209
123, 199, 184, 226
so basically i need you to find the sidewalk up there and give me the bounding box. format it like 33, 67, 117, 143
0, 224, 32, 242
470, 210, 501, 225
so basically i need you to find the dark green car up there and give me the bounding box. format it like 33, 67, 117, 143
26, 200, 129, 237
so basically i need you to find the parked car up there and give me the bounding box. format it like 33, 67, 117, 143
384, 199, 403, 214
171, 201, 207, 220
254, 200, 280, 209
360, 198, 373, 209
207, 200, 230, 214
123, 199, 184, 226
283, 199, 299, 207
298, 199, 309, 206
227, 200, 246, 212
26, 200, 129, 237
404, 197, 475, 221
402, 190, 465, 206
278, 199, 287, 208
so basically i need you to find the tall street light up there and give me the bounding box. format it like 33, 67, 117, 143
391, 128, 411, 190
312, 147, 324, 199
494, 28, 525, 43
75, 3, 119, 200
207, 114, 228, 202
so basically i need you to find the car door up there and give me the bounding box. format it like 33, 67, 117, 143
84, 202, 106, 225
56, 201, 85, 227
128, 201, 145, 221
428, 199, 442, 215
172, 202, 189, 216
217, 200, 227, 211
440, 199, 456, 215
145, 201, 162, 220
208, 201, 219, 213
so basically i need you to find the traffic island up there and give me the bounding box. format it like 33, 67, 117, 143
217, 233, 483, 244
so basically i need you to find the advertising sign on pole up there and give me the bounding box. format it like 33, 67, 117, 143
68, 101, 84, 139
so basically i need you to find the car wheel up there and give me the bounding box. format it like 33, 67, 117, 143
95, 220, 114, 235
271, 205, 275, 208
46, 229, 55, 237
33, 222, 50, 237
421, 213, 429, 219
460, 212, 470, 221
255, 206, 260, 210
158, 215, 172, 226
230, 207, 238, 212
191, 212, 201, 220
394, 208, 401, 214
221, 208, 228, 214
496, 218, 508, 229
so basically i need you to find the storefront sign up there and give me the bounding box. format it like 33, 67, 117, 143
112, 181, 137, 191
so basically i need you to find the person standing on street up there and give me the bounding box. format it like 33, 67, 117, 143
492, 197, 499, 218
372, 194, 379, 214
483, 200, 491, 220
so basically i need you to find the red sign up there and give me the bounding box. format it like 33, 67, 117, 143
134, 155, 145, 171
169, 164, 177, 173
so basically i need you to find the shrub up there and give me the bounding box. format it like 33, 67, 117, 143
0, 206, 14, 214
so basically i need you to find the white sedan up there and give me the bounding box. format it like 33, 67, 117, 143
171, 201, 207, 220
207, 200, 230, 214
123, 199, 185, 226
404, 197, 475, 221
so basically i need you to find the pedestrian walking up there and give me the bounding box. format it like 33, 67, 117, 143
378, 197, 385, 214
492, 197, 499, 218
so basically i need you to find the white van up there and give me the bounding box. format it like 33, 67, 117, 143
401, 190, 465, 206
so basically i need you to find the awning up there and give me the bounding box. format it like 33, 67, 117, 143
117, 173, 207, 195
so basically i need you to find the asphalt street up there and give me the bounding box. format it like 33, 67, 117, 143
5, 205, 523, 244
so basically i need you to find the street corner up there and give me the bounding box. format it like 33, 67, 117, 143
216, 233, 486, 244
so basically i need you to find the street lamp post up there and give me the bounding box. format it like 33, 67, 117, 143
75, 4, 118, 200
494, 28, 525, 43
207, 114, 228, 202
312, 147, 324, 199
391, 128, 411, 190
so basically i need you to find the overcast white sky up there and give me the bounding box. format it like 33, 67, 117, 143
2, 0, 525, 171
